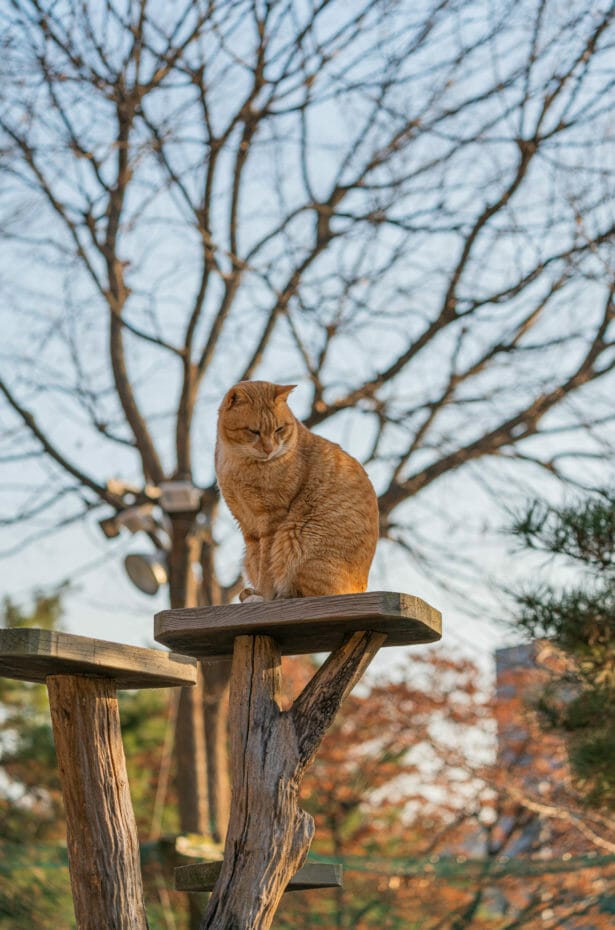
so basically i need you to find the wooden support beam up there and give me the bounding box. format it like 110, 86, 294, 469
175, 860, 342, 893
155, 591, 441, 657
0, 628, 197, 930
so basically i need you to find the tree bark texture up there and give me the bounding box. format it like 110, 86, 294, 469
47, 674, 149, 930
170, 517, 231, 930
202, 657, 232, 842
200, 630, 385, 930
169, 515, 211, 836
176, 669, 210, 834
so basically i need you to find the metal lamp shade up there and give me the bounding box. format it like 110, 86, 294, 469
124, 552, 168, 596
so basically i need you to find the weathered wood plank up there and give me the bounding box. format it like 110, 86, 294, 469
175, 860, 343, 892
154, 591, 441, 657
0, 627, 197, 688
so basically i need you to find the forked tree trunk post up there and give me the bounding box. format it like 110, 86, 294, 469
154, 591, 442, 930
201, 630, 386, 930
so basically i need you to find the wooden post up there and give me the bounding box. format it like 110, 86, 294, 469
154, 591, 442, 930
0, 628, 198, 930
201, 631, 386, 930
47, 675, 149, 930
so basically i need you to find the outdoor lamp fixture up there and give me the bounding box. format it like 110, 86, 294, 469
98, 503, 159, 539
124, 551, 169, 596
99, 514, 122, 538
98, 480, 202, 595
158, 481, 202, 513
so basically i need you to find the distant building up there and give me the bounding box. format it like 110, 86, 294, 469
494, 642, 593, 858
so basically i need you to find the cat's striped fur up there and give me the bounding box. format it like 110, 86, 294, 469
215, 381, 379, 601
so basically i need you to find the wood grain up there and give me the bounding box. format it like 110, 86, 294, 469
175, 860, 342, 892
0, 627, 197, 687
292, 630, 387, 770
47, 675, 148, 930
201, 634, 313, 930
200, 630, 385, 930
155, 591, 441, 657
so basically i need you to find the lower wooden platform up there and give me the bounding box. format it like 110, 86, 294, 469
175, 860, 343, 893
0, 628, 197, 688
154, 591, 441, 658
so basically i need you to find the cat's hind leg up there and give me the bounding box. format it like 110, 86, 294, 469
293, 558, 366, 596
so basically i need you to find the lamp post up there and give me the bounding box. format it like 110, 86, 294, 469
97, 480, 205, 598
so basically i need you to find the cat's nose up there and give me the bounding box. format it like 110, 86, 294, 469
262, 439, 274, 454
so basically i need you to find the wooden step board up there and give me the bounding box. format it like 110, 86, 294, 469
0, 627, 197, 688
175, 860, 343, 893
155, 591, 441, 658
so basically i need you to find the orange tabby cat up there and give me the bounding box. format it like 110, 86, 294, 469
215, 381, 379, 601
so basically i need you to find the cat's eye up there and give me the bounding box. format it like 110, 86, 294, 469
275, 426, 285, 434
246, 428, 260, 437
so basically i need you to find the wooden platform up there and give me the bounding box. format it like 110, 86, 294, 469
155, 591, 441, 658
0, 628, 197, 688
175, 860, 343, 893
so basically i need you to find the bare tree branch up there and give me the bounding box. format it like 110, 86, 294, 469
0, 376, 120, 507
0, 0, 613, 604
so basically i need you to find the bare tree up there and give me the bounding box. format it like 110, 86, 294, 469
1, 0, 614, 854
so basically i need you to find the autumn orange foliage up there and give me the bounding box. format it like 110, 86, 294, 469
275, 646, 615, 930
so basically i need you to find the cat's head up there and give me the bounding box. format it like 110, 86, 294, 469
217, 381, 298, 461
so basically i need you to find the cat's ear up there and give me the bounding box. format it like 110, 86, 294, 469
274, 384, 297, 402
225, 385, 249, 409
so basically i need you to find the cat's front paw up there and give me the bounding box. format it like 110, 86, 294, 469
239, 587, 264, 603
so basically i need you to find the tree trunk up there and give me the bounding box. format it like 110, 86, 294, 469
47, 675, 149, 930
175, 669, 209, 832
169, 515, 210, 835
169, 516, 232, 930
201, 630, 385, 930
202, 657, 232, 842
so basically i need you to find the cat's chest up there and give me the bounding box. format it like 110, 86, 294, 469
221, 464, 300, 524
